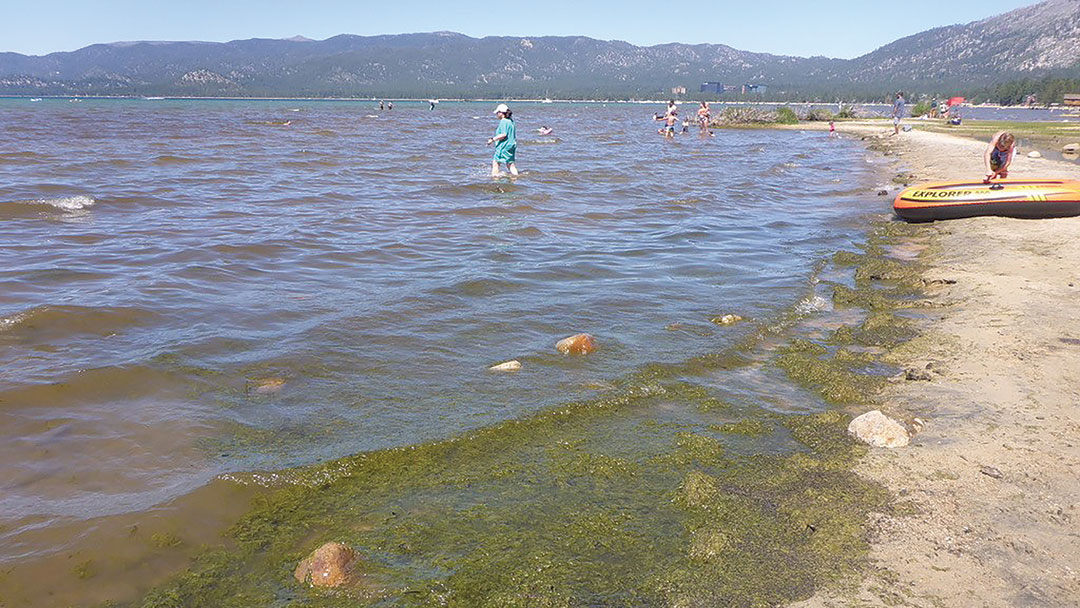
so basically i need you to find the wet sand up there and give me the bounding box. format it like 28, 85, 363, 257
794, 122, 1080, 606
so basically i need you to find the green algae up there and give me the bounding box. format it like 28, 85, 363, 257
137, 391, 890, 608
149, 532, 184, 549
134, 221, 930, 608
711, 418, 771, 437
73, 559, 97, 580
778, 221, 926, 405
775, 344, 887, 405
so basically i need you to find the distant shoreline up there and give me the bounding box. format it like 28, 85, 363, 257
0, 95, 1067, 110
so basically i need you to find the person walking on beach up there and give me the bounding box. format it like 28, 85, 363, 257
984, 131, 1017, 182
488, 103, 518, 177
892, 92, 906, 135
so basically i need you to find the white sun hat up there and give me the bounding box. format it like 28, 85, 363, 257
493, 103, 510, 114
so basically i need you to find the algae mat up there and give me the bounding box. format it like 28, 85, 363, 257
138, 223, 925, 608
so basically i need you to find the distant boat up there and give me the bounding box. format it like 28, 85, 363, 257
143, 96, 165, 100
542, 98, 553, 104
29, 98, 41, 102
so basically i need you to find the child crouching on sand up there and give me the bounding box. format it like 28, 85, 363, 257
984, 131, 1016, 182
488, 103, 518, 177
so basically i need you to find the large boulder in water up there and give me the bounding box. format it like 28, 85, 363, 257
556, 333, 597, 355
847, 410, 911, 448
294, 542, 358, 588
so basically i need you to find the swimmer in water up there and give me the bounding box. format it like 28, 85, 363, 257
537, 126, 553, 135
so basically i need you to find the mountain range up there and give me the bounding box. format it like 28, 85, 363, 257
1, 0, 1077, 99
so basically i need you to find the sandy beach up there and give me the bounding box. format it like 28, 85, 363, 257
795, 122, 1080, 607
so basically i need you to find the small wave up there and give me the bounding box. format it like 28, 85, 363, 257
36, 195, 95, 211
0, 311, 30, 332
154, 155, 199, 164
431, 277, 526, 298
0, 151, 48, 162
0, 304, 157, 340
509, 226, 544, 237
417, 202, 542, 217
0, 195, 95, 217
794, 295, 829, 316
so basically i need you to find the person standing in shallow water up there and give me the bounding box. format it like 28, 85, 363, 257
697, 101, 712, 135
488, 103, 518, 177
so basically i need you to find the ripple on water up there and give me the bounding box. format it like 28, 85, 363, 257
0, 195, 95, 217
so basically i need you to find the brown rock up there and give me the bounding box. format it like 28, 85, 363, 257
710, 314, 743, 325
251, 377, 286, 394
294, 541, 357, 588
555, 333, 597, 355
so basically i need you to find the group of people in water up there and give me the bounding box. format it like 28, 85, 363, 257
484, 99, 718, 177
484, 97, 1019, 183
654, 100, 714, 138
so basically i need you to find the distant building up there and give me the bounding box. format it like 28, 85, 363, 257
671, 86, 687, 95
700, 82, 768, 95
1065, 93, 1080, 106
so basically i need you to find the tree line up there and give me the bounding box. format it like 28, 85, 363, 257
966, 75, 1080, 106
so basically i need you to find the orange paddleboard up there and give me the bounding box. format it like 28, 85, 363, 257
893, 179, 1080, 222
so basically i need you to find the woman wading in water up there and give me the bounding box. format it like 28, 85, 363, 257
488, 103, 519, 177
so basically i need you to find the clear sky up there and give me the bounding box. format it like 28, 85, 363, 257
3, 0, 1040, 58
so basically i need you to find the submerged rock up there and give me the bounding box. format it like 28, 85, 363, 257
1027, 150, 1042, 158
556, 333, 597, 355
710, 314, 743, 325
251, 377, 286, 394
847, 410, 910, 448
294, 541, 358, 588
489, 360, 522, 372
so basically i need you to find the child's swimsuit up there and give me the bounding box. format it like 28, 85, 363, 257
990, 146, 1009, 171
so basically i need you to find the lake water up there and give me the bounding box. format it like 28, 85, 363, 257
0, 99, 894, 605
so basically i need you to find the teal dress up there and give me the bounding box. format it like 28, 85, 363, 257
493, 118, 516, 164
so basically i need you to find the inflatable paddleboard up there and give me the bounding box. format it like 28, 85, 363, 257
893, 179, 1080, 222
